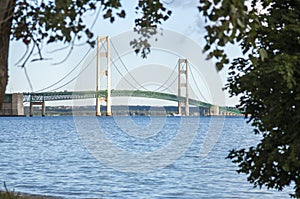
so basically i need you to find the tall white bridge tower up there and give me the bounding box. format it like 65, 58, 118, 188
96, 36, 112, 116
178, 58, 189, 116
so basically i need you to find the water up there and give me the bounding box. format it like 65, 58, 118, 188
0, 116, 292, 198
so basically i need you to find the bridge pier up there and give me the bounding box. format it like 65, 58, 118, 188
1, 93, 24, 116
209, 105, 220, 116
29, 101, 45, 117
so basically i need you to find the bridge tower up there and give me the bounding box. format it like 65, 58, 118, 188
96, 36, 112, 116
178, 58, 189, 116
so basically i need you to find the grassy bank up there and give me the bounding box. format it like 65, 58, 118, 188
0, 183, 59, 199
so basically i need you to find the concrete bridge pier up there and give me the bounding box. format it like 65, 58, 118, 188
0, 93, 24, 116
209, 105, 220, 116
29, 101, 45, 117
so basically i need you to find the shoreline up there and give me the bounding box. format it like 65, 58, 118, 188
0, 190, 62, 199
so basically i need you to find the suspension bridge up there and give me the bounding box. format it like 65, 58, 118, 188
2, 36, 240, 116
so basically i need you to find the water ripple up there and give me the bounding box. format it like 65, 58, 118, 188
0, 116, 293, 198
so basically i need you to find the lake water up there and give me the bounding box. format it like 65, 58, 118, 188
0, 116, 292, 198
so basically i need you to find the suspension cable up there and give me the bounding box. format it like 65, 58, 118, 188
152, 61, 178, 92
35, 48, 93, 92
110, 40, 150, 91
157, 75, 178, 93
35, 42, 107, 92
188, 63, 209, 102
47, 53, 97, 92
110, 58, 139, 90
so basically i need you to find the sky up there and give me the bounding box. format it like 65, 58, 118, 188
7, 0, 241, 106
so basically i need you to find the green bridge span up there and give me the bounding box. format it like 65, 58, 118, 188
23, 90, 240, 115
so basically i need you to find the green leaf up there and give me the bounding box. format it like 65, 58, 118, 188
259, 48, 268, 61
117, 10, 126, 18
216, 62, 223, 71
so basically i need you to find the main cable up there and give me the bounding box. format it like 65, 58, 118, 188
156, 75, 178, 93
48, 53, 97, 92
188, 63, 209, 102
152, 61, 178, 92
36, 43, 107, 92
110, 40, 150, 91
35, 48, 93, 92
110, 57, 139, 90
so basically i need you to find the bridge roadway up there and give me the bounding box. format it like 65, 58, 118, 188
23, 90, 240, 115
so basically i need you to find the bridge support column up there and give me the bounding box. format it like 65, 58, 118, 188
96, 36, 112, 116
209, 105, 219, 116
178, 58, 189, 116
29, 102, 33, 117
0, 93, 24, 116
29, 101, 45, 116
42, 101, 45, 116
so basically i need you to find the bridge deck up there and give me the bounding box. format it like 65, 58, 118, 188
23, 90, 240, 114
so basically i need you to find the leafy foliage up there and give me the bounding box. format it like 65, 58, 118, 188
199, 0, 300, 197
10, 0, 171, 66
130, 0, 172, 58
11, 0, 126, 66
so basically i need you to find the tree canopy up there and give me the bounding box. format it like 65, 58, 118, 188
198, 0, 300, 197
12, 0, 171, 62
